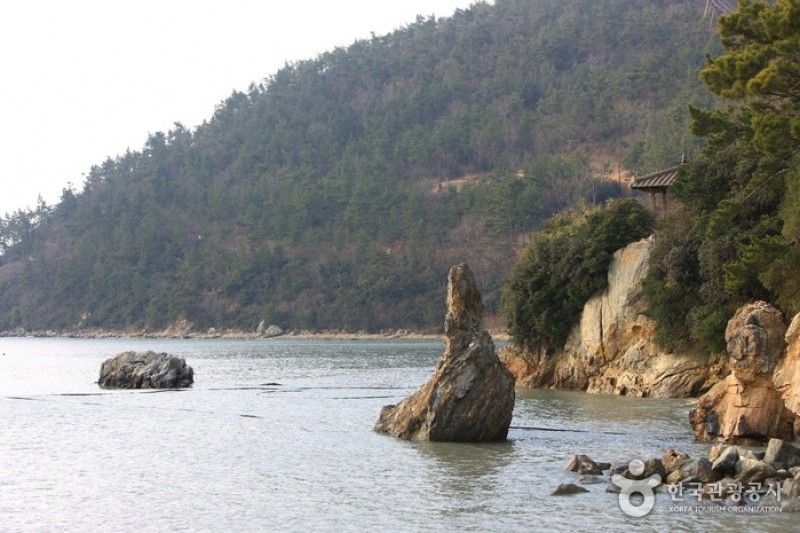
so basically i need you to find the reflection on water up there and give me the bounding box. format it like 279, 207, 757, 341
416, 440, 516, 505
0, 337, 796, 532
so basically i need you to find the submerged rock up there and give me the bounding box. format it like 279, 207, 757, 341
373, 264, 515, 441
98, 351, 194, 389
552, 483, 589, 496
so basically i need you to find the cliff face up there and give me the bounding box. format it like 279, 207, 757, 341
499, 237, 727, 398
775, 314, 800, 436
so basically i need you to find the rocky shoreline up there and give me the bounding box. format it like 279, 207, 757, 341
0, 326, 453, 341
558, 438, 800, 513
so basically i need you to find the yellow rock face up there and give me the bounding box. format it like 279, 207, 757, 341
691, 303, 794, 444
774, 313, 800, 434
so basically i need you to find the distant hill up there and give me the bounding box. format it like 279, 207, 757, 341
0, 0, 720, 333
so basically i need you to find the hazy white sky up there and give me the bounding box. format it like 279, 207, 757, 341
0, 0, 478, 216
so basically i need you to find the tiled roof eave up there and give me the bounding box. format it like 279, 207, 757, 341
631, 165, 680, 190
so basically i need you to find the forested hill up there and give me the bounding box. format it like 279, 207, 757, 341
0, 0, 720, 333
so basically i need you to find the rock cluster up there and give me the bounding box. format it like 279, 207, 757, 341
499, 238, 726, 398
373, 264, 515, 441
98, 351, 194, 389
560, 439, 800, 508
690, 302, 795, 444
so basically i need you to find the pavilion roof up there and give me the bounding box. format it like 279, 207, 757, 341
631, 165, 680, 190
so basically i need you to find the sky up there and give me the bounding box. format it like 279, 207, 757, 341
0, 0, 479, 217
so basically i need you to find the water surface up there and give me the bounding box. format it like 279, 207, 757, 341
0, 338, 793, 531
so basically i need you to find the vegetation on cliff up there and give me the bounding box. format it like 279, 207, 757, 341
502, 199, 654, 350
0, 0, 717, 333
643, 0, 800, 352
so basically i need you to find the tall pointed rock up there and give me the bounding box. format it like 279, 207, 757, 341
374, 264, 515, 441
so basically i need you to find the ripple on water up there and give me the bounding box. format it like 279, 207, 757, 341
0, 338, 796, 531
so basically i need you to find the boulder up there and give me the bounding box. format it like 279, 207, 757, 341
499, 238, 726, 398
783, 477, 800, 499
374, 264, 515, 441
565, 454, 610, 476
735, 457, 778, 484
662, 449, 691, 474
674, 457, 721, 485
690, 302, 793, 444
711, 446, 739, 476
622, 458, 666, 481
256, 321, 284, 337
763, 438, 800, 470
98, 351, 194, 389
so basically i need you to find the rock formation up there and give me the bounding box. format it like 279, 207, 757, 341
98, 351, 194, 389
257, 321, 284, 338
564, 440, 800, 508
690, 302, 794, 444
499, 237, 725, 398
374, 263, 515, 441
773, 313, 800, 436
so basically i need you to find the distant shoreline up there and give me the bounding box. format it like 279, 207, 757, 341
0, 327, 511, 342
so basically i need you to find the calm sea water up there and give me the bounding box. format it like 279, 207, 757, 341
0, 337, 794, 532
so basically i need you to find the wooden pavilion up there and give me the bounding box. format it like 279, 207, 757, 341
630, 163, 682, 213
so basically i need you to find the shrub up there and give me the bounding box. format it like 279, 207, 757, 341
503, 199, 655, 350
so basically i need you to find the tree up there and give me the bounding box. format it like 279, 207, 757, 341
0, 0, 725, 333
690, 0, 800, 315
644, 0, 800, 353
503, 199, 654, 350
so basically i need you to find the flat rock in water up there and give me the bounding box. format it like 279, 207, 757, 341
98, 351, 194, 389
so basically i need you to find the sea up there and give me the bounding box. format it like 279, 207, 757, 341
0, 337, 794, 532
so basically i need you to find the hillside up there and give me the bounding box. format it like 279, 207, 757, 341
0, 0, 720, 333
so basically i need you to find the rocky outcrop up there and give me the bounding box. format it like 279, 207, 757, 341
499, 237, 725, 398
690, 302, 794, 444
257, 321, 284, 338
98, 351, 194, 389
774, 313, 800, 436
374, 264, 515, 441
